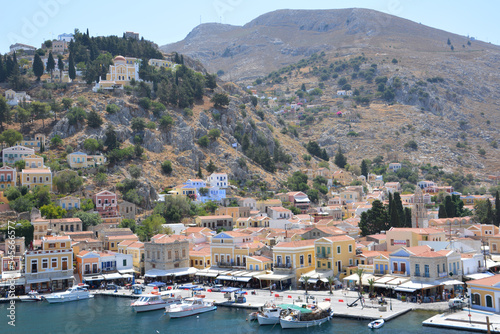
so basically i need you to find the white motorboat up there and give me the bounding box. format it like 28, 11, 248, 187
165, 297, 217, 318
19, 290, 43, 302
368, 319, 385, 329
45, 285, 93, 304
279, 308, 333, 329
257, 305, 282, 325
131, 294, 181, 313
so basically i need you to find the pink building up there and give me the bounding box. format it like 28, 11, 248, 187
0, 165, 16, 189
93, 190, 119, 217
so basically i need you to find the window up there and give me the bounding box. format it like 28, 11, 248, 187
60, 243, 65, 248
308, 254, 312, 264
182, 249, 186, 257
415, 264, 420, 276
317, 261, 321, 268
349, 259, 353, 265
49, 243, 55, 248
424, 264, 430, 277
348, 244, 353, 253
123, 259, 127, 266
300, 255, 304, 265
42, 259, 48, 269
168, 251, 171, 259
52, 258, 57, 268
486, 295, 493, 308
337, 246, 341, 254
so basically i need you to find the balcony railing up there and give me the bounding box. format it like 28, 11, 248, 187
375, 270, 386, 275
392, 271, 406, 275
274, 263, 292, 269
316, 253, 329, 259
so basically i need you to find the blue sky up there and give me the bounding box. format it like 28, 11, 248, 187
1, 0, 498, 54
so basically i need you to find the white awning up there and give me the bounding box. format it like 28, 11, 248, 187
395, 286, 417, 292
397, 280, 439, 290
26, 278, 50, 284
83, 275, 105, 281
145, 267, 197, 278
258, 273, 294, 281
486, 259, 499, 269
217, 275, 237, 280
0, 278, 25, 286
118, 269, 135, 274
439, 279, 464, 286
103, 273, 123, 280
235, 277, 253, 282
343, 273, 376, 286
295, 198, 310, 203
121, 274, 133, 279
465, 272, 494, 280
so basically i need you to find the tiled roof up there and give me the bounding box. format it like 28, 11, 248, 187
467, 274, 500, 287
274, 239, 315, 248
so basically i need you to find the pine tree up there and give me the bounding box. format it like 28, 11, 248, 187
0, 56, 5, 82
388, 192, 393, 218
197, 166, 203, 179
57, 55, 64, 83
445, 196, 456, 218
361, 159, 368, 179
206, 160, 216, 173
104, 124, 119, 151
359, 200, 389, 236
47, 51, 55, 81
68, 53, 76, 80
33, 54, 44, 80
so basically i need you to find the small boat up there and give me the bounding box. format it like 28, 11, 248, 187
165, 297, 216, 318
257, 305, 282, 325
45, 285, 93, 304
248, 311, 259, 321
368, 319, 385, 329
131, 293, 181, 313
279, 307, 333, 329
19, 290, 43, 302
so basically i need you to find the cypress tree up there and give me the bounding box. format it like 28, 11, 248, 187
361, 159, 368, 179
495, 191, 500, 227
445, 195, 456, 218
33, 54, 44, 80
393, 192, 406, 226
68, 53, 76, 80
388, 192, 393, 217
57, 55, 64, 82
390, 202, 400, 227
404, 208, 412, 227
334, 145, 347, 169
438, 204, 447, 218
47, 51, 55, 80
0, 56, 5, 82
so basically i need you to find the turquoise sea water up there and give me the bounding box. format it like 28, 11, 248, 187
1, 296, 477, 334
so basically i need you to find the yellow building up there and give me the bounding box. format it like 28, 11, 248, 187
234, 216, 270, 229
24, 235, 73, 292
24, 154, 44, 168
189, 244, 211, 269
272, 239, 316, 283
210, 231, 258, 268
118, 240, 145, 275
467, 275, 500, 313
246, 256, 272, 271
21, 168, 52, 191
386, 227, 446, 252
314, 235, 356, 279
16, 134, 46, 151
105, 56, 140, 86
148, 58, 176, 69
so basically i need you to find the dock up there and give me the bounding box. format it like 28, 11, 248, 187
423, 308, 500, 333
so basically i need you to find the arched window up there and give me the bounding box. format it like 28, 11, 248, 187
473, 293, 481, 305
486, 295, 493, 308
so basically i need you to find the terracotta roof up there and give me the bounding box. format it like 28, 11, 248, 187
358, 251, 384, 258
269, 206, 290, 212
248, 256, 272, 262
367, 234, 387, 240
43, 236, 70, 241
321, 235, 354, 242
128, 241, 144, 249
107, 235, 138, 241
151, 234, 187, 243
389, 227, 445, 234
197, 215, 232, 220
118, 239, 136, 246
414, 250, 446, 258
401, 245, 432, 255
274, 239, 315, 248
467, 274, 500, 287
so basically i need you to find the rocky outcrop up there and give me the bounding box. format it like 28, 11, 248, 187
136, 179, 159, 210
142, 130, 164, 153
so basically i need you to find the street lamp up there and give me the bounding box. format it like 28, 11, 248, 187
390, 288, 393, 311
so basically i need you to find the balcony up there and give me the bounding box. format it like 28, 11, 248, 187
316, 253, 329, 259
375, 270, 386, 276
392, 270, 406, 275
274, 263, 292, 269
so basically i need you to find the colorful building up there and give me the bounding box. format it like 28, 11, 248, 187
0, 165, 16, 189
56, 196, 80, 211
313, 235, 356, 278
272, 239, 316, 285
21, 168, 52, 191
24, 154, 44, 168
2, 145, 35, 164
16, 134, 46, 151
467, 275, 500, 312
24, 236, 73, 292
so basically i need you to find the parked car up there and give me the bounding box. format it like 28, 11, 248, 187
449, 298, 465, 309
211, 284, 224, 292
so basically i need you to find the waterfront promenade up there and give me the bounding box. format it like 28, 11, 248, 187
423, 308, 500, 333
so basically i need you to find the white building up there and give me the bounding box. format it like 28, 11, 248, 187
5, 89, 31, 106
58, 33, 74, 42
207, 173, 228, 188
2, 145, 35, 164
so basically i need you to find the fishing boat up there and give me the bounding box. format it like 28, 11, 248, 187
368, 319, 385, 329
279, 307, 333, 329
131, 293, 181, 313
165, 297, 216, 318
45, 285, 93, 304
256, 305, 282, 325
19, 290, 43, 302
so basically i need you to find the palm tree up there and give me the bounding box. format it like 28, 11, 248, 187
302, 276, 310, 295
327, 276, 335, 295
355, 268, 365, 293
368, 278, 375, 297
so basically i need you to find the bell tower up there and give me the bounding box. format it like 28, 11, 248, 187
412, 187, 428, 228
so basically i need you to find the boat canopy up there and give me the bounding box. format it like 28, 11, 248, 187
220, 287, 241, 293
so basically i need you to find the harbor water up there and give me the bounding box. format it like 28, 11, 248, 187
1, 296, 478, 333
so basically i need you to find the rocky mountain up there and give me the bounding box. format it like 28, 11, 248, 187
161, 8, 500, 179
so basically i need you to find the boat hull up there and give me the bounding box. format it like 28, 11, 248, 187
45, 294, 92, 303
368, 319, 385, 329
257, 314, 280, 325
166, 306, 217, 318
279, 312, 333, 329
133, 303, 167, 312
